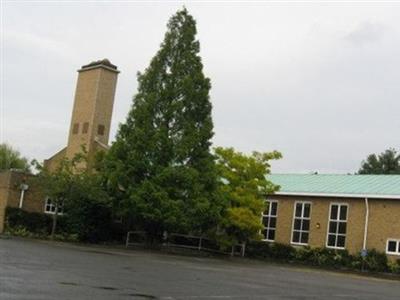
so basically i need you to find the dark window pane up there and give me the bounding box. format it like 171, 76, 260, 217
294, 219, 301, 230
269, 217, 276, 229
262, 229, 268, 239
327, 234, 336, 247
295, 203, 302, 217
338, 222, 347, 234
398, 243, 400, 253
72, 123, 79, 134
271, 202, 278, 216
340, 206, 348, 221
268, 230, 275, 241
82, 122, 89, 134
388, 241, 397, 252
301, 232, 309, 244
329, 221, 338, 234
302, 220, 310, 231
292, 231, 300, 243
337, 235, 346, 248
330, 205, 338, 220
262, 217, 269, 227
98, 124, 105, 135
304, 204, 311, 218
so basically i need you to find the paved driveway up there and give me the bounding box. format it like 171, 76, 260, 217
1, 237, 400, 299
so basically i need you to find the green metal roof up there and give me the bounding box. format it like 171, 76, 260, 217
267, 174, 400, 199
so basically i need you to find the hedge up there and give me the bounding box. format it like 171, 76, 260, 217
5, 207, 125, 243
246, 240, 400, 274
5, 207, 68, 235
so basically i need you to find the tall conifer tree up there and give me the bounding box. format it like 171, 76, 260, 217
105, 9, 220, 237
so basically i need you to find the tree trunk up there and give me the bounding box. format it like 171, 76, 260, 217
50, 205, 58, 240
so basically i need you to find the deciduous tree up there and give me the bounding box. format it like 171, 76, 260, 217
104, 8, 220, 238
214, 147, 281, 247
0, 143, 30, 172
358, 148, 400, 174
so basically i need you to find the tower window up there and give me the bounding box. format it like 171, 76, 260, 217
72, 123, 79, 134
82, 122, 89, 134
97, 125, 105, 136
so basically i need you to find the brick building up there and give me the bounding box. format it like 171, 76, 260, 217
265, 174, 400, 259
0, 59, 119, 232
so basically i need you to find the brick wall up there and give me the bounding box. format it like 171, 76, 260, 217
269, 195, 400, 258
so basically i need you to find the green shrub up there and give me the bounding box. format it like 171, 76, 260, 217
270, 243, 296, 260
246, 240, 272, 259
246, 241, 295, 261
245, 241, 395, 274
358, 249, 389, 273
388, 259, 400, 274
5, 207, 68, 235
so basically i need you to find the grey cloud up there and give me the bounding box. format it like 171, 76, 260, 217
344, 21, 385, 46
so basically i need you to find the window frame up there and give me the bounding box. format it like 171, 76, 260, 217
290, 201, 312, 246
326, 202, 349, 250
261, 200, 279, 242
386, 239, 400, 256
44, 197, 64, 215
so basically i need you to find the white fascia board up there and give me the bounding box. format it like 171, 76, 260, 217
271, 191, 400, 200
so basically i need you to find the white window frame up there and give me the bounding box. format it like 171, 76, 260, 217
261, 200, 278, 242
386, 239, 400, 256
326, 203, 349, 250
291, 201, 312, 246
44, 197, 64, 215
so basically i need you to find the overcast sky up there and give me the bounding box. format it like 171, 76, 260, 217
2, 1, 400, 174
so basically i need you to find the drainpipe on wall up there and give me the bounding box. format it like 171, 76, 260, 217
18, 184, 29, 209
363, 197, 369, 251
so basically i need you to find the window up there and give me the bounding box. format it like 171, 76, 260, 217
97, 124, 105, 135
386, 240, 400, 255
262, 201, 278, 242
326, 203, 348, 249
72, 123, 79, 134
44, 197, 64, 215
291, 202, 311, 245
82, 122, 89, 134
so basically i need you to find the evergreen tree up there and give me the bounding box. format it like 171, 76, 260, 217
104, 9, 220, 238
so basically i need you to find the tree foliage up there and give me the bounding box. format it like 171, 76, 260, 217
214, 147, 282, 246
0, 143, 30, 172
103, 8, 220, 237
36, 151, 111, 240
358, 148, 400, 174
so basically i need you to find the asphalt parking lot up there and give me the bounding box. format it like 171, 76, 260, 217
1, 237, 400, 299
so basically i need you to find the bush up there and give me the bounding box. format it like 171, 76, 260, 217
64, 199, 113, 243
5, 207, 68, 235
388, 259, 400, 274
294, 247, 353, 269
246, 241, 295, 261
245, 241, 396, 274
357, 249, 389, 273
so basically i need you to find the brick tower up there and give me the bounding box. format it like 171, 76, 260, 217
44, 59, 119, 171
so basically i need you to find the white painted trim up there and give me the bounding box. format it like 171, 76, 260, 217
44, 197, 64, 215
386, 239, 400, 256
362, 198, 369, 251
290, 201, 312, 246
326, 203, 349, 250
273, 191, 400, 200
